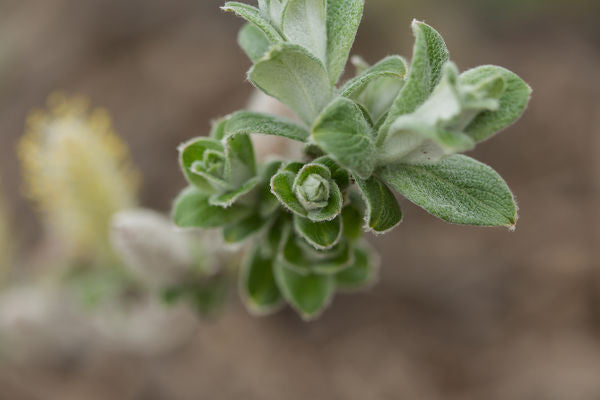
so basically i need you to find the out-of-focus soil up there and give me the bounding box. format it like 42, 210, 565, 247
1, 0, 599, 399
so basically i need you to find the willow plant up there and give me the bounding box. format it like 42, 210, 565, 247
173, 0, 531, 320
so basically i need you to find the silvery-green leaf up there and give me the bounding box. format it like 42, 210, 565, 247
460, 65, 532, 143
355, 175, 402, 234
241, 245, 283, 315
222, 2, 284, 43
270, 170, 308, 217
282, 0, 327, 63
326, 0, 364, 85
238, 23, 271, 62
209, 176, 261, 207
173, 186, 251, 228
224, 111, 309, 142
379, 20, 449, 138
313, 156, 350, 189
311, 97, 376, 179
340, 55, 407, 98
335, 244, 379, 290
293, 214, 342, 250
274, 262, 335, 320
248, 43, 333, 125
224, 133, 256, 187
379, 155, 518, 228
178, 137, 225, 192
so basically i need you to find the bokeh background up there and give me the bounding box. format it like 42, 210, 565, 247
1, 0, 600, 398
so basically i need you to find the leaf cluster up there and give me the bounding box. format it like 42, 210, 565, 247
173, 0, 531, 319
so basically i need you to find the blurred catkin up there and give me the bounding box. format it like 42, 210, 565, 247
18, 93, 140, 258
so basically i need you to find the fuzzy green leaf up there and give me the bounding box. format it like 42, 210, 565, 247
248, 43, 333, 125
293, 214, 342, 250
311, 97, 376, 179
224, 111, 309, 142
379, 155, 518, 228
335, 244, 378, 290
355, 175, 402, 233
238, 23, 271, 63
341, 55, 407, 98
460, 65, 532, 143
326, 0, 364, 85
279, 232, 353, 274
222, 2, 284, 43
274, 263, 335, 320
379, 20, 449, 137
173, 186, 251, 228
223, 213, 269, 243
282, 0, 327, 63
241, 245, 283, 314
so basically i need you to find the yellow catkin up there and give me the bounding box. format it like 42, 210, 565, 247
18, 93, 141, 257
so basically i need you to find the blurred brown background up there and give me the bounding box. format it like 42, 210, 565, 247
1, 0, 600, 398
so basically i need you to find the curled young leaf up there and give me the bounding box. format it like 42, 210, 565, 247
376, 62, 504, 165
180, 134, 259, 207
460, 65, 532, 143
179, 137, 227, 193
270, 162, 343, 222
379, 155, 518, 228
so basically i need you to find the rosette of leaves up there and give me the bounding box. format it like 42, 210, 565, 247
173, 0, 531, 320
